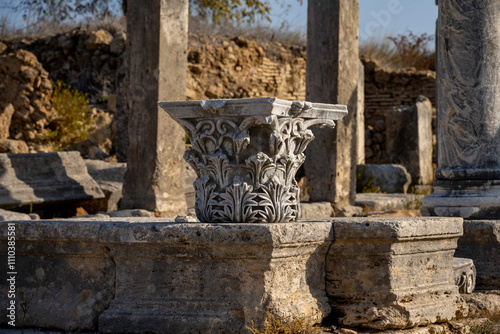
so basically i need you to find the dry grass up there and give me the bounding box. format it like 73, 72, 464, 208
247, 308, 321, 334
359, 34, 402, 69
189, 15, 306, 47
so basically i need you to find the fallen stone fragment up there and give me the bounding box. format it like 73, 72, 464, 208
106, 209, 155, 218
0, 152, 104, 210
357, 164, 412, 194
300, 202, 334, 218
0, 208, 35, 221
83, 159, 126, 212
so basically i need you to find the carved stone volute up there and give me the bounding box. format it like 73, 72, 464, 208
159, 97, 347, 223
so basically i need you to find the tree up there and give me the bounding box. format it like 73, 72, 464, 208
12, 0, 300, 26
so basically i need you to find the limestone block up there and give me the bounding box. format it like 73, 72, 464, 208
0, 220, 115, 331
327, 217, 465, 329
98, 221, 333, 333
0, 139, 28, 153
385, 96, 433, 186
300, 202, 334, 218
0, 152, 104, 210
455, 220, 500, 289
0, 103, 14, 139
85, 29, 113, 50
357, 164, 412, 194
83, 159, 126, 212
0, 208, 36, 221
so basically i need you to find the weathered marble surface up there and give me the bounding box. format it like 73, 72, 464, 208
121, 0, 188, 216
327, 217, 466, 329
0, 152, 104, 210
159, 98, 347, 223
437, 1, 500, 170
304, 0, 359, 209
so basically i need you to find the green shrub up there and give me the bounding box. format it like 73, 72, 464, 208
48, 81, 92, 150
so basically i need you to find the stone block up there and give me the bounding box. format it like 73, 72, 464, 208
0, 219, 332, 333
300, 202, 334, 218
0, 152, 104, 210
355, 193, 426, 213
0, 139, 29, 153
0, 103, 14, 139
85, 29, 113, 50
357, 164, 412, 194
0, 208, 36, 221
455, 220, 500, 289
327, 217, 465, 329
385, 96, 433, 186
83, 159, 126, 212
98, 221, 332, 333
0, 220, 115, 331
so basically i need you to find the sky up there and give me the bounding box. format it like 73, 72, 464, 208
268, 0, 438, 45
1, 0, 438, 47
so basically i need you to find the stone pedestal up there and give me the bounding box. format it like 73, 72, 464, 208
121, 0, 188, 216
0, 219, 332, 333
421, 0, 500, 218
304, 0, 359, 209
159, 98, 347, 223
326, 217, 465, 330
98, 221, 332, 333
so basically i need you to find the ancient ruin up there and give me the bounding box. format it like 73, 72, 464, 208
1, 0, 500, 333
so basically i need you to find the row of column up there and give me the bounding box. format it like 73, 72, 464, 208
121, 0, 361, 215
121, 0, 500, 220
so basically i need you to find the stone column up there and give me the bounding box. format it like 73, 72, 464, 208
421, 0, 500, 219
357, 60, 365, 165
304, 0, 359, 209
121, 0, 188, 215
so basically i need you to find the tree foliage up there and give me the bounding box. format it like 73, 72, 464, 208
12, 0, 299, 25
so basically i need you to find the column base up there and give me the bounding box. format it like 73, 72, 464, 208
421, 169, 500, 219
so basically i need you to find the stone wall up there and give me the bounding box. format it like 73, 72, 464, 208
1, 28, 438, 163
362, 58, 437, 164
